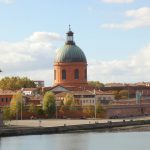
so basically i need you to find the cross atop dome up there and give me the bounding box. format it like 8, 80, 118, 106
69, 24, 71, 31
66, 25, 75, 45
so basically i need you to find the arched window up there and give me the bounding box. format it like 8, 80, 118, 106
62, 69, 66, 80
85, 69, 87, 80
54, 70, 56, 80
74, 69, 79, 79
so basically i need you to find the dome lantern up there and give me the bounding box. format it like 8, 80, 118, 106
66, 25, 75, 45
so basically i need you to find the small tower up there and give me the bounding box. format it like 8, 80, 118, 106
65, 25, 75, 45
54, 26, 87, 87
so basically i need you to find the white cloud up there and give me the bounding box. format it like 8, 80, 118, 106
0, 0, 14, 4
0, 32, 64, 86
0, 31, 63, 73
88, 44, 150, 83
101, 0, 135, 4
26, 32, 63, 43
101, 7, 150, 29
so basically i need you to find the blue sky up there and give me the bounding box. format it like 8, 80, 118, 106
0, 0, 150, 86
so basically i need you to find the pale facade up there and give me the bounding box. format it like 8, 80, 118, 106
55, 90, 115, 106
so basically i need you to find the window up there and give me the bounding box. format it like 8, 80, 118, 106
85, 69, 87, 80
74, 69, 79, 79
103, 97, 106, 100
54, 70, 56, 80
62, 69, 66, 80
6, 98, 8, 102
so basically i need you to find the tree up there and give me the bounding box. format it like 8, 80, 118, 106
36, 107, 44, 116
88, 81, 104, 88
43, 92, 56, 117
96, 103, 105, 118
3, 107, 11, 121
112, 91, 121, 100
0, 76, 36, 91
83, 105, 94, 118
69, 100, 77, 111
28, 103, 37, 114
63, 93, 77, 111
63, 93, 74, 106
112, 90, 129, 100
119, 90, 128, 99
10, 92, 23, 117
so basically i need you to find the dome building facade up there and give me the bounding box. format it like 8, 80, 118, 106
54, 27, 87, 87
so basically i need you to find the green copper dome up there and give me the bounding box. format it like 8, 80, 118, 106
55, 44, 87, 63
55, 27, 87, 63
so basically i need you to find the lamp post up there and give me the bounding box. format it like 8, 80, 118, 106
56, 101, 57, 119
20, 97, 23, 120
94, 89, 96, 120
16, 101, 18, 125
56, 101, 58, 119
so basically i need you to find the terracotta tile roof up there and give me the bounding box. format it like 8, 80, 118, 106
94, 90, 114, 95
55, 90, 115, 97
0, 89, 15, 95
55, 90, 95, 97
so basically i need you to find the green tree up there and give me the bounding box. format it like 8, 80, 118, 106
10, 92, 24, 116
36, 107, 44, 116
43, 92, 56, 117
0, 76, 36, 91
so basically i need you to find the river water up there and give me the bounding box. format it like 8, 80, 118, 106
0, 131, 150, 150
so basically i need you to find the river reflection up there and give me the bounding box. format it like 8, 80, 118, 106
0, 132, 150, 150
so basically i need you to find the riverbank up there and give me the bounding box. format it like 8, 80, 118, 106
1, 119, 150, 137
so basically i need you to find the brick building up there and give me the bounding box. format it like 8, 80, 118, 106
0, 90, 15, 106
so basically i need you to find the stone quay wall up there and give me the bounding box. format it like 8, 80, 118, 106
0, 119, 150, 137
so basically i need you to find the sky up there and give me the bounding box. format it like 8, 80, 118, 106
0, 0, 150, 86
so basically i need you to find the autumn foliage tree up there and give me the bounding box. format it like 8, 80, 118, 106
83, 105, 94, 118
88, 81, 104, 88
63, 93, 76, 111
0, 76, 36, 91
28, 103, 37, 114
113, 90, 129, 100
3, 107, 11, 121
96, 103, 105, 118
10, 92, 24, 117
119, 90, 128, 99
63, 93, 74, 105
